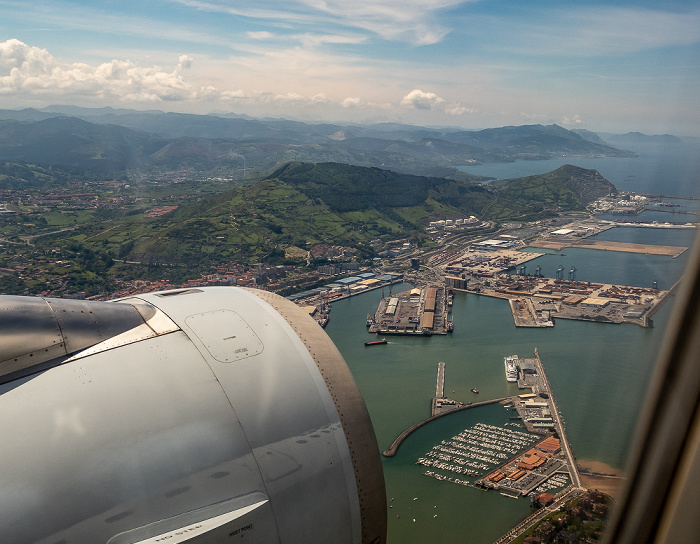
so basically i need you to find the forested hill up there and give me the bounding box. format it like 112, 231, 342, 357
267, 162, 615, 218
122, 161, 614, 265
266, 162, 492, 213
488, 164, 617, 217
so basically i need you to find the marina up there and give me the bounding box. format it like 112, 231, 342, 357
384, 348, 583, 523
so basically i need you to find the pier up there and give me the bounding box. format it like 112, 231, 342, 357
368, 284, 452, 336
435, 361, 445, 399
529, 238, 688, 258
533, 348, 582, 488
384, 361, 511, 457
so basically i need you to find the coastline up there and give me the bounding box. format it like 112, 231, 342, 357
578, 459, 625, 499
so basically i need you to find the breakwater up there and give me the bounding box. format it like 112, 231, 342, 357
383, 398, 509, 457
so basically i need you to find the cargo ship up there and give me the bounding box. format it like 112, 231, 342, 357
504, 355, 518, 382
365, 338, 388, 346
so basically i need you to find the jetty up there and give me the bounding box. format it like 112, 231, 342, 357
435, 361, 445, 399
383, 361, 509, 457
382, 397, 508, 457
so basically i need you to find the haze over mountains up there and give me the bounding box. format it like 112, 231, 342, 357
0, 106, 640, 181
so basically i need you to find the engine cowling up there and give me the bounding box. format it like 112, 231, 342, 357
0, 287, 386, 544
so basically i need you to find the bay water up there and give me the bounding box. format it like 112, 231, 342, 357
325, 142, 699, 543
326, 242, 686, 542
460, 139, 700, 198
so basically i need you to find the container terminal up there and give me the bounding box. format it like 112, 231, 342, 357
432, 218, 687, 328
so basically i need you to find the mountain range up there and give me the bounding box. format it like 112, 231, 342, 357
0, 106, 637, 181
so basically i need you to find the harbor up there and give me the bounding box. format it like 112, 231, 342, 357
461, 273, 678, 328
321, 154, 697, 543
383, 349, 583, 514
324, 271, 679, 543
436, 218, 688, 329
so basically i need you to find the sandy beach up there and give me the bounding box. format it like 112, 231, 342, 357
578, 459, 625, 499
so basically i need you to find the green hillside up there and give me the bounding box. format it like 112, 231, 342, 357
488, 164, 616, 218
38, 162, 614, 275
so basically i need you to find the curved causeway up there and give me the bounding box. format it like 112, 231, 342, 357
382, 397, 510, 457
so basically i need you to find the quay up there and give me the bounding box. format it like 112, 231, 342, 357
368, 284, 452, 336
532, 349, 582, 488
465, 275, 672, 328
431, 215, 692, 329
384, 360, 509, 457
528, 238, 688, 258
436, 361, 445, 399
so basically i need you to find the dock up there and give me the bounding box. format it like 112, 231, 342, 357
533, 348, 582, 488
527, 238, 688, 257
368, 284, 452, 335
467, 276, 673, 328
436, 361, 445, 399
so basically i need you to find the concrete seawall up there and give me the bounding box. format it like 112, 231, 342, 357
382, 397, 509, 457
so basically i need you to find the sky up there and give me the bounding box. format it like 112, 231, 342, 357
1, 0, 699, 135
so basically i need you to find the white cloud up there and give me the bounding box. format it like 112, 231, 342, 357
342, 97, 362, 108
445, 104, 476, 116
248, 31, 275, 40
0, 39, 208, 102
562, 114, 583, 126
172, 0, 472, 45
400, 89, 445, 110
520, 112, 544, 121
177, 55, 193, 70
273, 92, 311, 103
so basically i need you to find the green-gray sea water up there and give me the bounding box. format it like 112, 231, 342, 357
324, 226, 696, 543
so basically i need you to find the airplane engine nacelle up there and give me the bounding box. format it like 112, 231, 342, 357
0, 287, 386, 544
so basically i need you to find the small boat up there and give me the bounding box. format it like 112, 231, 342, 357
471, 388, 479, 394
365, 338, 388, 346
